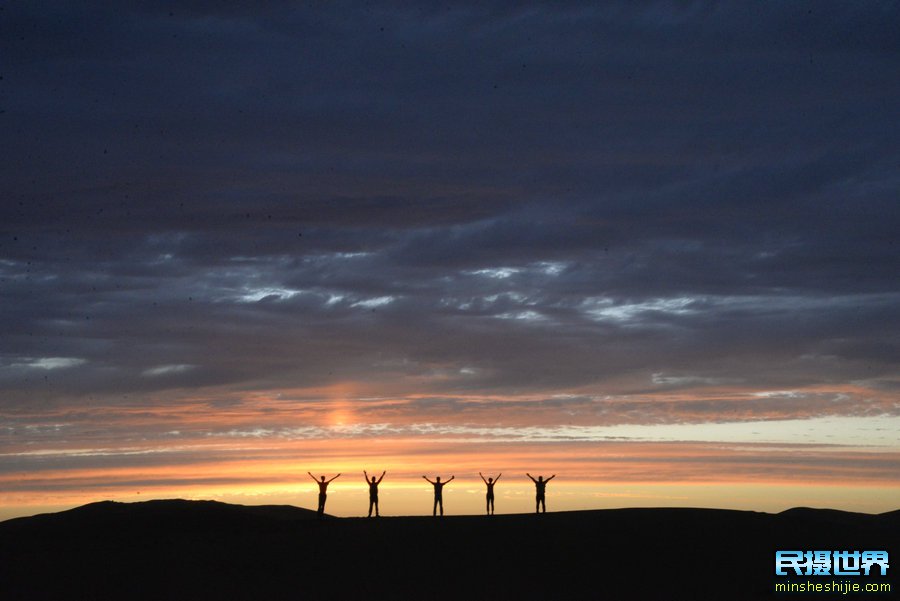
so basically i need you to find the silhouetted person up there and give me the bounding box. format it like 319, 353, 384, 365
308, 472, 340, 517
527, 473, 555, 513
479, 472, 501, 515
423, 475, 454, 516
364, 470, 386, 517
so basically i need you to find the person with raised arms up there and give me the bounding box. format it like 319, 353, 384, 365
526, 473, 555, 514
364, 470, 386, 517
422, 475, 454, 516
308, 472, 341, 517
479, 472, 501, 515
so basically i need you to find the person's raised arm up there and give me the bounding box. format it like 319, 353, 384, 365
423, 475, 434, 484
377, 471, 386, 484
447, 475, 455, 484
308, 472, 318, 482
479, 472, 487, 484
546, 474, 556, 482
364, 470, 369, 482
526, 473, 536, 483
495, 473, 502, 482
328, 473, 341, 483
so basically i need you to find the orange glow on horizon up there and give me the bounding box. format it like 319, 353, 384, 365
2, 381, 898, 522
2, 433, 899, 521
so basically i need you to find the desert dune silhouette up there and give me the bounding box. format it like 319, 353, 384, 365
1, 499, 897, 601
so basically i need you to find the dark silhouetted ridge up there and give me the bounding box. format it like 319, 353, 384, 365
1, 501, 896, 601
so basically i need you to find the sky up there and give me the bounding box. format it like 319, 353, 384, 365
1, 1, 898, 520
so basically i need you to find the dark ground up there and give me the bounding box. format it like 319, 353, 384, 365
1, 500, 896, 600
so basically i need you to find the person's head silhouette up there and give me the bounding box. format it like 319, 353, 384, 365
371, 476, 376, 483
488, 477, 493, 483
436, 476, 441, 482
320, 476, 326, 482
538, 476, 543, 482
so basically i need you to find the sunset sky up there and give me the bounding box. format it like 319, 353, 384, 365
1, 2, 898, 520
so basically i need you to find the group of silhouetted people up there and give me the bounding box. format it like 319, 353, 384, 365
307, 471, 556, 517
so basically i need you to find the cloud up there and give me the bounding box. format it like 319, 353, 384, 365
4, 357, 87, 370
142, 364, 196, 377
